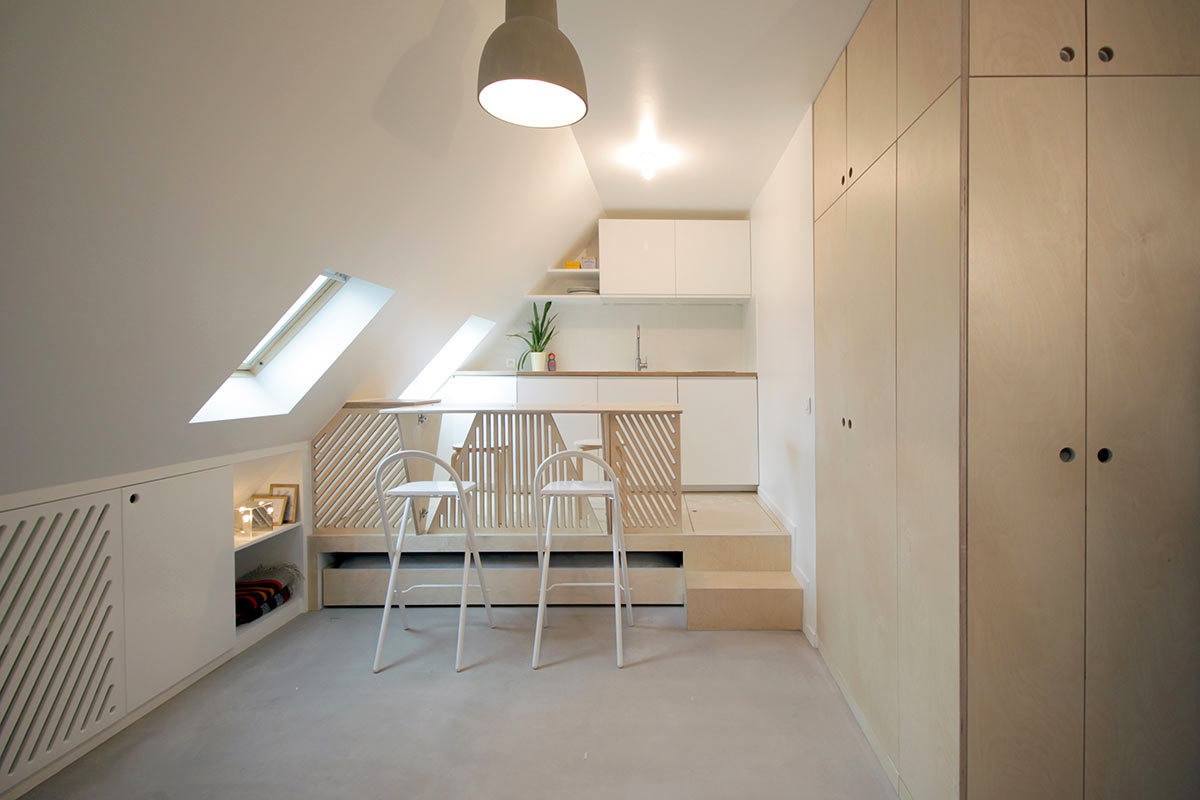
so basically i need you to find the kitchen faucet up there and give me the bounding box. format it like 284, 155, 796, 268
634, 325, 648, 372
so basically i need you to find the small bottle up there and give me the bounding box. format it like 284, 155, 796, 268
547, 353, 557, 372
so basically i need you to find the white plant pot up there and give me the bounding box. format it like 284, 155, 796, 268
528, 351, 548, 372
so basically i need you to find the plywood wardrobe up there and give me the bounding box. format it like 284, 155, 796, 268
812, 1, 1199, 799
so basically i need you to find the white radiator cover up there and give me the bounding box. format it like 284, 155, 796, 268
0, 491, 126, 793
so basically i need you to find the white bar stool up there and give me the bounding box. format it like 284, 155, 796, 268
372, 450, 495, 673
531, 450, 633, 669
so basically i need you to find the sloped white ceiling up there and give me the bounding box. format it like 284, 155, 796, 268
561, 0, 868, 213
0, 0, 600, 495
0, 0, 868, 496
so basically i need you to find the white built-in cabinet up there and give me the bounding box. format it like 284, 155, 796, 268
515, 376, 599, 451
598, 219, 675, 295
598, 219, 751, 297
122, 466, 235, 709
677, 377, 758, 487
673, 220, 752, 296
441, 374, 758, 488
596, 376, 677, 404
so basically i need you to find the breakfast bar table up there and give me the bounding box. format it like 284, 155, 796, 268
378, 402, 683, 533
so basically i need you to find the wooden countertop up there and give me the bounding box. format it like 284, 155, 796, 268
342, 398, 440, 409
379, 402, 682, 415
455, 370, 757, 377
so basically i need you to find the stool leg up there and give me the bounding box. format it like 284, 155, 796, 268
455, 548, 470, 672
612, 527, 624, 669
532, 496, 556, 669
373, 499, 411, 672
616, 508, 633, 626
463, 503, 496, 628
396, 500, 411, 630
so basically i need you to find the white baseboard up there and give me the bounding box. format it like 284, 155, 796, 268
821, 653, 900, 791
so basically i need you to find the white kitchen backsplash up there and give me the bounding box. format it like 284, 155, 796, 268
466, 302, 752, 372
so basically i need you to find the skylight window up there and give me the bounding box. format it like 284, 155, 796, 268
401, 315, 496, 399
239, 270, 346, 372
191, 272, 393, 424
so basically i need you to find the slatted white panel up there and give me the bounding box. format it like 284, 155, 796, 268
0, 491, 125, 793
312, 408, 407, 530
432, 411, 601, 532
607, 411, 683, 532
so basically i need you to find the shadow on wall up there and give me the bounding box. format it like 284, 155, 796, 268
373, 0, 477, 157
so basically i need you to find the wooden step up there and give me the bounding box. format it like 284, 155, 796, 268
684, 570, 804, 631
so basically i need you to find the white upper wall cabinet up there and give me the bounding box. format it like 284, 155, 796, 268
599, 219, 676, 295
675, 220, 752, 296
599, 219, 751, 298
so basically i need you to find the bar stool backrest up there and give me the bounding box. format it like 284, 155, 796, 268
532, 449, 622, 540
373, 450, 470, 558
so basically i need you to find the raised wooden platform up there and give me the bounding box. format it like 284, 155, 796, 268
311, 493, 803, 630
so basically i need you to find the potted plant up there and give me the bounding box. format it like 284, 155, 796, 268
509, 301, 557, 371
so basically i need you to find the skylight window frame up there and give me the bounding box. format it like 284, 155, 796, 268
237, 270, 348, 374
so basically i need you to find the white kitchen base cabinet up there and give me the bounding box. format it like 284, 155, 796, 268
678, 377, 759, 488
122, 466, 234, 709
597, 376, 678, 404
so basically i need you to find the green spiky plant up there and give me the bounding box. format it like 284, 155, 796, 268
508, 301, 558, 370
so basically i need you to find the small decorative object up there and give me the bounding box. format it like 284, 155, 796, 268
236, 506, 273, 534
547, 353, 557, 371
564, 260, 581, 269
580, 257, 596, 270
249, 494, 285, 526
508, 301, 557, 372
567, 286, 598, 294
269, 483, 300, 523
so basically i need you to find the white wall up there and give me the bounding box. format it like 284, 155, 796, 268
0, 0, 601, 496
748, 108, 816, 636
469, 302, 751, 372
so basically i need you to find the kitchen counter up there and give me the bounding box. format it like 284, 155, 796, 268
455, 370, 757, 377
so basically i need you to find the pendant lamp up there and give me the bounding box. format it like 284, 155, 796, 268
477, 0, 588, 128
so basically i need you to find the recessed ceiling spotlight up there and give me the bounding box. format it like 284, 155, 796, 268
478, 0, 588, 128
616, 115, 682, 180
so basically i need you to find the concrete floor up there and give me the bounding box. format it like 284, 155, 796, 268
25, 607, 897, 800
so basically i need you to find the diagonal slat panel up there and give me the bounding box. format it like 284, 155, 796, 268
0, 491, 125, 794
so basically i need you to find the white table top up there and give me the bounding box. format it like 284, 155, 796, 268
378, 402, 682, 415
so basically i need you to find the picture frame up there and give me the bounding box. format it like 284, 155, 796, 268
269, 483, 300, 524
249, 494, 286, 526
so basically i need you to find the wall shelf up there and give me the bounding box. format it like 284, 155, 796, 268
545, 268, 599, 276
234, 520, 303, 552
527, 293, 749, 305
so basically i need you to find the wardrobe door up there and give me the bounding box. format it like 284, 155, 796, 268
897, 0, 962, 132
841, 145, 900, 758
1087, 0, 1200, 76
1085, 76, 1200, 800
814, 51, 848, 219
966, 77, 1086, 800
896, 84, 961, 800
814, 195, 848, 644
846, 0, 897, 186
969, 0, 1085, 76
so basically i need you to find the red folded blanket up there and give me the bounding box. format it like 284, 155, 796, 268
235, 579, 292, 626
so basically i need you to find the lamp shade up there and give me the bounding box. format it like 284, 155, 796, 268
477, 0, 587, 128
